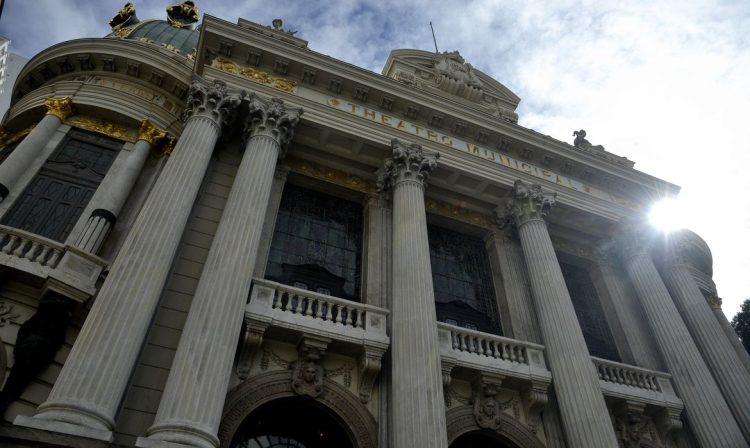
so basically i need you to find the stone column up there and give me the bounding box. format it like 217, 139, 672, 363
252, 165, 289, 278
379, 139, 446, 448
14, 78, 241, 442
590, 250, 663, 370
505, 180, 618, 448
659, 232, 750, 441
362, 193, 391, 309
615, 220, 746, 446
139, 96, 302, 448
484, 221, 540, 343
0, 97, 74, 201
74, 119, 168, 254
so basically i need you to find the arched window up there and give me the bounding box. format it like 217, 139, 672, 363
1, 129, 121, 241
265, 183, 363, 301
450, 430, 517, 448
428, 224, 501, 335
230, 397, 353, 448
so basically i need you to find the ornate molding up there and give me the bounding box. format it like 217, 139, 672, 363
471, 372, 505, 430
358, 347, 385, 403
44, 97, 75, 121
522, 381, 549, 434
446, 405, 545, 448
286, 156, 376, 194
183, 77, 243, 128
706, 293, 722, 310
505, 179, 556, 227
236, 318, 269, 381
244, 94, 303, 150
137, 119, 167, 146
65, 115, 138, 142
0, 302, 21, 327
211, 57, 298, 93
0, 125, 34, 147
290, 335, 330, 398
159, 136, 177, 157
219, 370, 377, 448
377, 138, 439, 191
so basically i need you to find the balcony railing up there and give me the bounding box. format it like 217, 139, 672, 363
437, 322, 551, 383
0, 225, 108, 302
592, 356, 682, 408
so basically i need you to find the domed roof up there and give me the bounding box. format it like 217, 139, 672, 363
106, 2, 199, 59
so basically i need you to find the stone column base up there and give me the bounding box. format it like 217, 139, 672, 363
13, 415, 113, 443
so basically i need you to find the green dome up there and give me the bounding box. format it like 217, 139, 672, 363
108, 19, 199, 59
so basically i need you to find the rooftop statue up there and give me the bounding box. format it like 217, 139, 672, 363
109, 2, 139, 30
433, 51, 484, 102
271, 18, 298, 36
573, 129, 605, 151
166, 1, 199, 29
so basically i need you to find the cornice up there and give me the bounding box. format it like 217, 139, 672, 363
199, 16, 679, 200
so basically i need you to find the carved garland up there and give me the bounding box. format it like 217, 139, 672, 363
219, 370, 377, 448
210, 57, 298, 93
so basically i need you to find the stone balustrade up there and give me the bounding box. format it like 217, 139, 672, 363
246, 278, 390, 345
592, 356, 683, 409
0, 224, 108, 302
437, 322, 551, 384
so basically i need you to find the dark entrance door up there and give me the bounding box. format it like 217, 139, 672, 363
1, 129, 121, 242
230, 397, 354, 448
450, 430, 515, 448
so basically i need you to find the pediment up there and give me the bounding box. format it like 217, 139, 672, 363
383, 49, 521, 123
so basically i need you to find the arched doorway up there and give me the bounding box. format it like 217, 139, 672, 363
219, 370, 377, 448
450, 430, 515, 448
230, 397, 353, 448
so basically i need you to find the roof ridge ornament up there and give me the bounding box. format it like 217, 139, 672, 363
573, 129, 605, 151
433, 50, 484, 102
166, 1, 199, 29
109, 2, 140, 31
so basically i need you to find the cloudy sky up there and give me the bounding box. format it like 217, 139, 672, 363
1, 0, 749, 318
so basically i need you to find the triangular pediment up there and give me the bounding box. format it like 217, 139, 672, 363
383, 49, 521, 123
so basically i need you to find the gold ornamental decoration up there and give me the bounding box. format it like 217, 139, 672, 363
138, 119, 168, 146
44, 97, 75, 121
0, 125, 35, 147
65, 115, 138, 142
210, 57, 297, 93
286, 156, 377, 194
159, 136, 177, 157
706, 294, 723, 310
425, 198, 494, 229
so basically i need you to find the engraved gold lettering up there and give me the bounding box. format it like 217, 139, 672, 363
441, 135, 454, 146
347, 102, 359, 114
363, 108, 376, 120
465, 143, 480, 155
411, 124, 422, 136
396, 120, 407, 130
520, 163, 533, 173
426, 130, 439, 141
381, 114, 392, 126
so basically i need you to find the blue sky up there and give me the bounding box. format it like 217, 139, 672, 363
1, 0, 749, 318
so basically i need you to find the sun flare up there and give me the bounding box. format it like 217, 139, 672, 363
649, 197, 687, 232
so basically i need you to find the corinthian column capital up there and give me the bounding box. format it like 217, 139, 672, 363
505, 179, 556, 227
244, 95, 303, 149
377, 138, 439, 191
183, 77, 243, 127
137, 119, 167, 146
44, 97, 75, 121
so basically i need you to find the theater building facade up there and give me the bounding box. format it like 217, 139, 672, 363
1, 3, 749, 448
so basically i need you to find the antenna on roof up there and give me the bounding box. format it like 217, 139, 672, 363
430, 21, 439, 54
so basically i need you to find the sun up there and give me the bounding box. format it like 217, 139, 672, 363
648, 197, 687, 232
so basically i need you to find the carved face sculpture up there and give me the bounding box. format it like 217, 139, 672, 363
303, 363, 317, 384
482, 398, 497, 418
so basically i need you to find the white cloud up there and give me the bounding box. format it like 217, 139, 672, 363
1, 0, 748, 317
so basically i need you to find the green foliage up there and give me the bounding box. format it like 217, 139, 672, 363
731, 298, 750, 355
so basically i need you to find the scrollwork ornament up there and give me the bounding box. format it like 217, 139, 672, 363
44, 97, 75, 121
244, 94, 303, 151
138, 119, 167, 146
183, 77, 243, 128
505, 180, 556, 227
377, 138, 439, 191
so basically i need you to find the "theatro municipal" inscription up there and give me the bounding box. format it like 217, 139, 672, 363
323, 96, 639, 211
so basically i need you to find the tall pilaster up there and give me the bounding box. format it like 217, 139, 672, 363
14, 78, 241, 442
252, 165, 289, 278
590, 249, 663, 370
363, 193, 392, 309
139, 95, 302, 448
74, 119, 168, 254
379, 139, 446, 448
709, 295, 750, 374
505, 180, 618, 448
0, 97, 74, 201
615, 220, 746, 446
660, 232, 750, 441
484, 220, 540, 343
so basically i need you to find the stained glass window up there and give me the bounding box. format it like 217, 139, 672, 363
1, 129, 121, 241
427, 224, 502, 335
265, 184, 363, 301
559, 259, 620, 361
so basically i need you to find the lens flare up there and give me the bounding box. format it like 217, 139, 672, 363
649, 197, 686, 232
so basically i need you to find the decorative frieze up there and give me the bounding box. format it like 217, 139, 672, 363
211, 57, 297, 93
66, 115, 138, 142
425, 198, 494, 229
